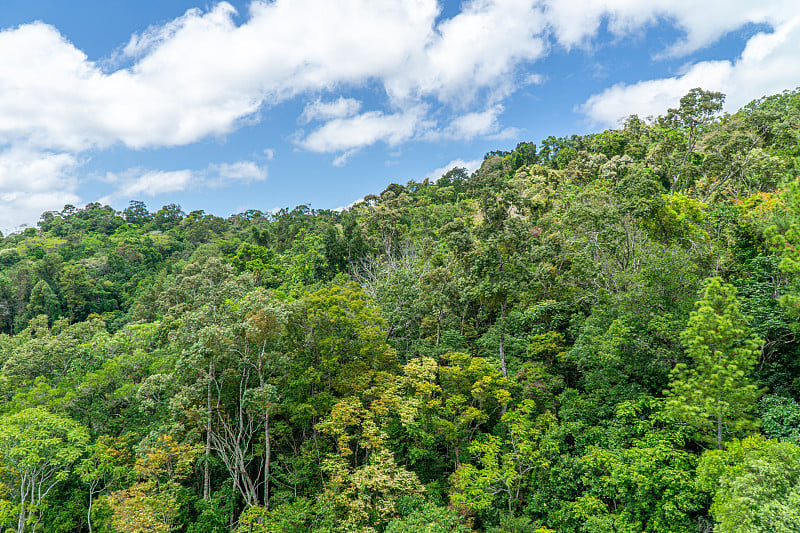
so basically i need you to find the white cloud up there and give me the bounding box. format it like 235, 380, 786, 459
299, 107, 425, 155
0, 1, 796, 158
445, 106, 505, 140
541, 0, 798, 55
524, 73, 545, 86
121, 7, 206, 59
581, 14, 800, 126
299, 103, 510, 160
0, 148, 80, 233
210, 161, 267, 183
0, 191, 82, 235
1, 0, 799, 229
332, 151, 357, 168
100, 169, 195, 203
0, 147, 78, 193
424, 158, 482, 182
99, 159, 268, 204
0, 0, 551, 160
333, 197, 365, 212
300, 98, 362, 123
387, 0, 548, 104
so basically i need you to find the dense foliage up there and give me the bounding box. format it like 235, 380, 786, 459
0, 87, 799, 532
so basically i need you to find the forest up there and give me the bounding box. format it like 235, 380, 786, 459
0, 87, 798, 533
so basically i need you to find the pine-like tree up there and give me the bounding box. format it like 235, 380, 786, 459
666, 277, 762, 449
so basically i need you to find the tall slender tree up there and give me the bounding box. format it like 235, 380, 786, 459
666, 277, 762, 449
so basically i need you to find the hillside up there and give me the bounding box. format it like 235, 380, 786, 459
0, 87, 798, 533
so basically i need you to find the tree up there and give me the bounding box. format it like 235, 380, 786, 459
663, 88, 725, 193
451, 400, 557, 514
233, 243, 280, 287
202, 291, 285, 511
165, 259, 255, 504
665, 278, 762, 449
468, 156, 533, 379
26, 280, 59, 322
123, 200, 152, 226
294, 282, 395, 392
77, 434, 136, 533
107, 435, 200, 533
767, 177, 800, 317
0, 407, 88, 533
154, 203, 185, 231
386, 503, 469, 533
697, 435, 800, 533
59, 264, 95, 322
573, 397, 702, 533
319, 447, 424, 531
404, 352, 510, 470
315, 365, 424, 531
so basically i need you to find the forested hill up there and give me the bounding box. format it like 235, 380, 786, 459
0, 87, 798, 533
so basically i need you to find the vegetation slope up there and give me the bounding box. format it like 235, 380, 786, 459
0, 87, 798, 533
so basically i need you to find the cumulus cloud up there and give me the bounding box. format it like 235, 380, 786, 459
0, 148, 80, 233
300, 98, 362, 123
99, 160, 268, 204
581, 14, 800, 126
0, 0, 551, 155
212, 161, 268, 183
100, 169, 195, 203
298, 104, 512, 160
386, 0, 548, 104
1, 1, 793, 158
0, 0, 799, 228
541, 0, 798, 55
424, 158, 483, 182
0, 147, 78, 193
299, 108, 426, 155
445, 106, 505, 140
1, 1, 797, 155
0, 191, 82, 235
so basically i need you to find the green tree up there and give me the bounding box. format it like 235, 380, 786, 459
385, 503, 469, 533
123, 200, 153, 226
0, 407, 89, 533
468, 156, 534, 378
759, 395, 800, 445
697, 435, 800, 533
665, 278, 762, 449
409, 352, 511, 470
107, 435, 199, 533
59, 263, 96, 322
77, 435, 136, 533
26, 280, 60, 322
662, 88, 725, 193
573, 398, 701, 533
451, 400, 557, 514
768, 177, 800, 317
232, 242, 280, 287
154, 203, 185, 231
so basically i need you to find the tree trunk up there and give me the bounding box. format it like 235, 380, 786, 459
436, 309, 441, 345
87, 482, 95, 533
264, 409, 270, 510
499, 297, 507, 379
204, 358, 214, 500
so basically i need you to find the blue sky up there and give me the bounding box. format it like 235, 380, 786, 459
0, 0, 798, 232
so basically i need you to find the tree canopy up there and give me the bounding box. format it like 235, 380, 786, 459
0, 87, 797, 532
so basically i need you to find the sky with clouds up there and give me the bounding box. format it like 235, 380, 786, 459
0, 0, 798, 232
